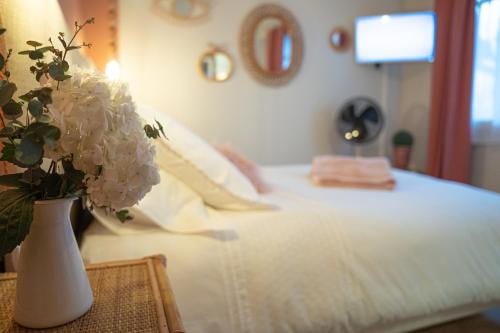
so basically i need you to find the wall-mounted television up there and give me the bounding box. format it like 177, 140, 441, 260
355, 12, 436, 64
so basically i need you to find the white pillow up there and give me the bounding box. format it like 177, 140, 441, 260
138, 105, 274, 210
92, 169, 210, 234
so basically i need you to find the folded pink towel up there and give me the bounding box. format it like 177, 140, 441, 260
310, 155, 396, 190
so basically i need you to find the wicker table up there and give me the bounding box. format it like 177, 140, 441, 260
0, 255, 185, 333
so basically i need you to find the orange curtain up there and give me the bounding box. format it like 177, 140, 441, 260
0, 88, 7, 175
426, 0, 475, 183
57, 0, 118, 71
0, 14, 8, 176
266, 26, 286, 73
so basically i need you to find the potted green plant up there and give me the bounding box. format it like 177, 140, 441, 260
392, 130, 414, 170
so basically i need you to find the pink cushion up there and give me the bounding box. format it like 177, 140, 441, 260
214, 144, 271, 194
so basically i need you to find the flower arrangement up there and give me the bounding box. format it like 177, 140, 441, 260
0, 19, 164, 257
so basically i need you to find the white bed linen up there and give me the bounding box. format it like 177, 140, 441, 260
81, 165, 500, 333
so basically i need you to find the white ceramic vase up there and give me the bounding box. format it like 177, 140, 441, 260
14, 198, 93, 328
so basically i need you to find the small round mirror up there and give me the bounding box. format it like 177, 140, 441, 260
330, 27, 349, 52
253, 17, 292, 74
199, 50, 233, 82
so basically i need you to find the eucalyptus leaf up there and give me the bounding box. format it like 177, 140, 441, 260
0, 81, 17, 106
8, 120, 24, 129
0, 189, 34, 257
48, 62, 65, 81
144, 124, 160, 139
15, 135, 43, 166
0, 173, 25, 188
1, 143, 30, 168
35, 71, 44, 82
25, 122, 46, 134
19, 91, 35, 102
28, 98, 43, 118
62, 60, 69, 72
0, 143, 15, 163
58, 36, 67, 48
21, 167, 46, 187
3, 100, 23, 120
36, 87, 53, 105
37, 46, 54, 53
61, 160, 85, 195
0, 53, 5, 70
26, 40, 42, 47
21, 88, 52, 105
116, 210, 133, 223
18, 50, 31, 55
36, 114, 51, 123
42, 173, 62, 198
28, 50, 44, 60
155, 120, 167, 138
35, 125, 61, 147
66, 46, 81, 51
0, 127, 14, 137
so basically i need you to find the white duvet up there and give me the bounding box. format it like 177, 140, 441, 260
81, 166, 500, 333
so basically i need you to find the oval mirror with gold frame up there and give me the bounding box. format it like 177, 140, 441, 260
198, 48, 234, 83
239, 4, 304, 86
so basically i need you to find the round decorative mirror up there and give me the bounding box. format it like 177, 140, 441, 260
152, 0, 211, 23
330, 27, 349, 52
172, 0, 194, 18
240, 4, 303, 86
198, 49, 234, 82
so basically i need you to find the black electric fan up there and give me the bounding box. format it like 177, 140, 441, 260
337, 97, 384, 145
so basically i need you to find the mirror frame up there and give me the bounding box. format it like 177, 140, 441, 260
239, 4, 304, 86
198, 48, 234, 83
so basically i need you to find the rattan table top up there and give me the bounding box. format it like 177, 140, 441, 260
0, 255, 185, 333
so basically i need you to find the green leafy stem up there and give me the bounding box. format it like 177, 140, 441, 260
0, 18, 166, 258
0, 20, 94, 258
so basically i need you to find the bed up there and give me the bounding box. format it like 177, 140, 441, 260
2, 3, 496, 331
81, 165, 500, 333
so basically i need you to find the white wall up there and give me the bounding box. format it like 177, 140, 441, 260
0, 0, 87, 94
472, 145, 500, 192
398, 0, 434, 172
118, 0, 500, 192
119, 0, 404, 165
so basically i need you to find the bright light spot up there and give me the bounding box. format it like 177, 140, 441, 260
381, 15, 391, 24
352, 130, 360, 138
105, 59, 121, 81
345, 132, 353, 140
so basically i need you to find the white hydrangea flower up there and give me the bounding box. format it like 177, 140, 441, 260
46, 70, 160, 210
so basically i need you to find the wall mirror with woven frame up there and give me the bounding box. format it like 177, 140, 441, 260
239, 4, 304, 86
